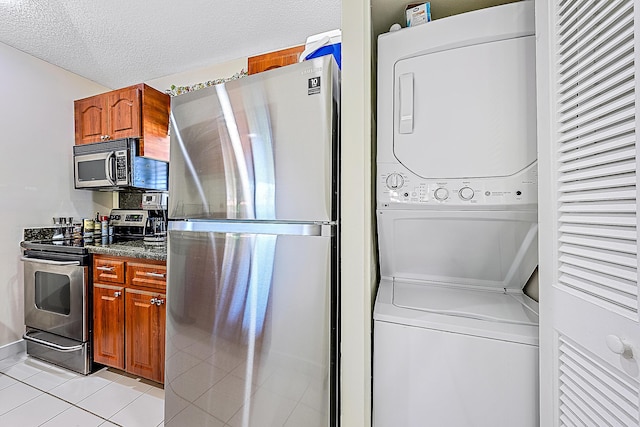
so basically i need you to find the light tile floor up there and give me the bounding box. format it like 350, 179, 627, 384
0, 352, 164, 427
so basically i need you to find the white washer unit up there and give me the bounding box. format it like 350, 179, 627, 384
373, 2, 539, 427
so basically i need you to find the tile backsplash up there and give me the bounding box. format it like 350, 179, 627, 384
119, 192, 143, 209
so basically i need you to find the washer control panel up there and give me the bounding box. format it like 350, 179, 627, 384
386, 173, 405, 189
378, 162, 538, 208
434, 187, 449, 201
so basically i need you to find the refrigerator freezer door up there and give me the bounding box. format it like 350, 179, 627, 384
169, 56, 339, 223
165, 226, 336, 426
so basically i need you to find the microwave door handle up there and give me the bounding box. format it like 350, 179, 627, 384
106, 151, 116, 186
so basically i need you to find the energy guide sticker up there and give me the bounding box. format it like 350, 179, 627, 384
308, 77, 321, 95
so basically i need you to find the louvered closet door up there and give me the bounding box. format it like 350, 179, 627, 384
537, 0, 640, 425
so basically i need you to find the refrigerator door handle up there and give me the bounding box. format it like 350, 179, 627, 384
168, 221, 334, 237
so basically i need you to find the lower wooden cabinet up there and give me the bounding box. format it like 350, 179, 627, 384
125, 288, 166, 383
93, 284, 125, 370
92, 255, 166, 383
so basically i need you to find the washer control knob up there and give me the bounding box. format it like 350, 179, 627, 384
386, 173, 405, 190
459, 187, 474, 201
434, 187, 449, 201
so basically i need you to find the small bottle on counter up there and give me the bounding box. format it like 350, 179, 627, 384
93, 217, 102, 239
72, 222, 83, 240
101, 216, 109, 237
83, 219, 94, 242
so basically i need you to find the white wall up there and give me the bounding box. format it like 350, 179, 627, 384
340, 0, 375, 425
0, 42, 113, 346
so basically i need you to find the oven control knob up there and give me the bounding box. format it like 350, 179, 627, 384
434, 187, 449, 201
459, 187, 474, 201
386, 173, 405, 190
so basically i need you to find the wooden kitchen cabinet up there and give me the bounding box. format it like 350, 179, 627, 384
74, 83, 170, 162
94, 257, 126, 283
125, 288, 165, 383
92, 254, 166, 383
93, 283, 125, 370
248, 45, 305, 75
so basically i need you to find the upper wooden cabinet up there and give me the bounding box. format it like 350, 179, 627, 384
248, 45, 305, 75
74, 83, 170, 162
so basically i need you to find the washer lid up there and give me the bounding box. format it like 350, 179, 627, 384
393, 281, 538, 326
374, 278, 539, 345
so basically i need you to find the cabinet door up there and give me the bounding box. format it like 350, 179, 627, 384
74, 95, 107, 144
93, 284, 125, 369
247, 45, 305, 75
107, 87, 141, 140
125, 288, 165, 383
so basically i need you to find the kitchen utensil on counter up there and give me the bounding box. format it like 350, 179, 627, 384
52, 217, 73, 240
143, 216, 166, 244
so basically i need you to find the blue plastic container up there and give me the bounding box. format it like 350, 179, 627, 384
305, 43, 342, 69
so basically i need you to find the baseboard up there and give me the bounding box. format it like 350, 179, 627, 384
0, 339, 26, 360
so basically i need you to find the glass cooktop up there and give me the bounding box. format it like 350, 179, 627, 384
21, 236, 130, 254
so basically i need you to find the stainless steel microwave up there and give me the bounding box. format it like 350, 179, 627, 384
73, 138, 168, 191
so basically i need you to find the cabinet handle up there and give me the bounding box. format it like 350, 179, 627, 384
155, 298, 165, 306
97, 266, 115, 272
145, 272, 166, 278
114, 291, 122, 297
150, 297, 157, 304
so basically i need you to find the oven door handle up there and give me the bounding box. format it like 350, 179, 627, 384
20, 257, 80, 266
22, 331, 84, 353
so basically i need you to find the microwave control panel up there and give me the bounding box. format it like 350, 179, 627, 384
115, 150, 128, 182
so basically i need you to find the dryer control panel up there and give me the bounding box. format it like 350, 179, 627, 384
377, 162, 538, 209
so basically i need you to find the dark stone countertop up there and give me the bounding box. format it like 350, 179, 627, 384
22, 227, 167, 261
87, 240, 167, 261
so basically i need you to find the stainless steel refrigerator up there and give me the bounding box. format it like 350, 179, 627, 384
165, 55, 339, 427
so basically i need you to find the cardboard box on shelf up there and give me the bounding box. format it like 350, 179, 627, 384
406, 2, 432, 27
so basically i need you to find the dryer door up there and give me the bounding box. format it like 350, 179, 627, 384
393, 36, 537, 179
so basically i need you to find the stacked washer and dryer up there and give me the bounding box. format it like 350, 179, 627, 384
373, 2, 540, 426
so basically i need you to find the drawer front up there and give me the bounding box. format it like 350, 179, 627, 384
127, 262, 167, 290
94, 257, 126, 284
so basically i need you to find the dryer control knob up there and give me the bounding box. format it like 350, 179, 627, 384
434, 187, 449, 201
386, 173, 405, 190
459, 187, 474, 201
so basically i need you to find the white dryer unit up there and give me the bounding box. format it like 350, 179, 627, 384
377, 0, 537, 210
374, 2, 539, 427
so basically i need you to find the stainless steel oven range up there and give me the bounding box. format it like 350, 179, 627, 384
21, 242, 92, 375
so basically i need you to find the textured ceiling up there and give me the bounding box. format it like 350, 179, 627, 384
0, 0, 341, 89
